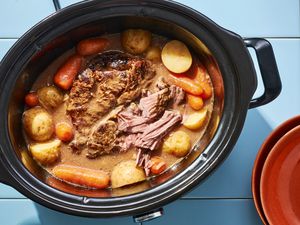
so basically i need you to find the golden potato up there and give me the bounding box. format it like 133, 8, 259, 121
111, 160, 146, 188
29, 139, 61, 165
183, 109, 208, 130
145, 46, 161, 62
162, 130, 191, 157
121, 29, 151, 54
161, 40, 192, 73
37, 86, 64, 110
23, 107, 54, 141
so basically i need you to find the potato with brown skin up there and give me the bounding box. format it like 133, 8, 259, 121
145, 46, 161, 62
121, 29, 151, 54
111, 160, 146, 188
29, 139, 61, 165
23, 107, 54, 141
37, 86, 64, 110
162, 130, 191, 157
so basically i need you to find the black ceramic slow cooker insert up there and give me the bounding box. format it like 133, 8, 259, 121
0, 0, 281, 220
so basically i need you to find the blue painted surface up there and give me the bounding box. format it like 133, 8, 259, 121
0, 0, 55, 38
60, 0, 300, 37
148, 199, 263, 225
0, 199, 263, 225
0, 39, 16, 59
0, 0, 299, 224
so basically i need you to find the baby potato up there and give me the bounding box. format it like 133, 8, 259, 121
29, 139, 61, 165
37, 86, 64, 110
183, 109, 208, 130
162, 130, 191, 157
111, 160, 146, 188
23, 107, 54, 141
161, 40, 192, 73
121, 29, 151, 54
145, 46, 161, 62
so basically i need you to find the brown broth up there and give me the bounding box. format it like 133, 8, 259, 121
25, 33, 214, 188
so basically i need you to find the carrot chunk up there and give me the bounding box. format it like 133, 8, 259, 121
150, 156, 167, 175
52, 164, 110, 189
166, 73, 203, 96
194, 64, 213, 99
25, 92, 39, 107
53, 54, 83, 90
55, 122, 74, 142
187, 94, 204, 110
76, 37, 108, 56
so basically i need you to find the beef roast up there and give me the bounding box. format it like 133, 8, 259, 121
67, 51, 154, 128
67, 51, 155, 155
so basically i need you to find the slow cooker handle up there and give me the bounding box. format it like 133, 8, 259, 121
244, 38, 281, 108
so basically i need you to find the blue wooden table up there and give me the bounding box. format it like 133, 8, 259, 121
0, 0, 299, 224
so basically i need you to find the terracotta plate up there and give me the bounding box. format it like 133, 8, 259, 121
261, 125, 300, 225
252, 115, 300, 225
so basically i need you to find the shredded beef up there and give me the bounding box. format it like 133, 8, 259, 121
118, 88, 171, 133
134, 110, 182, 150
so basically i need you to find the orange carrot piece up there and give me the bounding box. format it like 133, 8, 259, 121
25, 92, 39, 107
150, 156, 167, 175
55, 122, 74, 142
166, 73, 203, 95
53, 54, 83, 90
76, 37, 109, 56
194, 64, 213, 99
187, 94, 204, 110
52, 164, 110, 189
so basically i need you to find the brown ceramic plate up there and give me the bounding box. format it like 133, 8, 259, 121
260, 125, 300, 225
252, 115, 300, 225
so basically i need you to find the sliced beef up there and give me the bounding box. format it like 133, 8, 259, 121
118, 88, 171, 133
139, 88, 170, 119
136, 148, 152, 175
170, 85, 185, 107
155, 77, 185, 107
118, 108, 182, 174
67, 51, 154, 155
134, 110, 182, 175
134, 110, 182, 150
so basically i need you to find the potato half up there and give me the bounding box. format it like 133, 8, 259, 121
111, 160, 146, 188
29, 139, 61, 165
161, 40, 192, 73
183, 109, 208, 130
